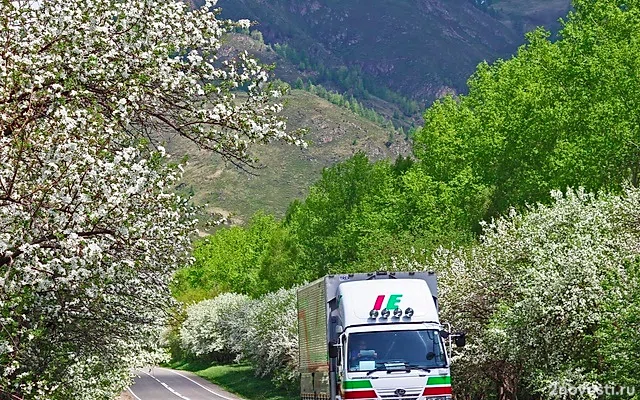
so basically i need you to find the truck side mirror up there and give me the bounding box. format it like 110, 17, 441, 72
440, 330, 450, 339
454, 332, 466, 347
328, 341, 340, 359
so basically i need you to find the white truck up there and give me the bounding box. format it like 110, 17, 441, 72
297, 271, 464, 400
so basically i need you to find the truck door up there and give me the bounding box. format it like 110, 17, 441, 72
337, 334, 346, 395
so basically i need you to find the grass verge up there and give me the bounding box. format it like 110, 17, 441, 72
169, 360, 298, 400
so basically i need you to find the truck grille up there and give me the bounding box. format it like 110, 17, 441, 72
379, 397, 419, 400
376, 387, 423, 400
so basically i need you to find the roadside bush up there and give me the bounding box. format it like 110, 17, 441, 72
239, 287, 299, 387
178, 287, 299, 387
180, 293, 252, 362
433, 188, 640, 400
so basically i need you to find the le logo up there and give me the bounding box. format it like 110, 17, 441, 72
373, 294, 403, 310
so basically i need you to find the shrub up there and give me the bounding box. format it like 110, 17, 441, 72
239, 287, 299, 387
180, 293, 252, 362
179, 287, 299, 387
432, 188, 640, 399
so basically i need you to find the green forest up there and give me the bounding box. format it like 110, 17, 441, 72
173, 1, 640, 399
273, 43, 422, 119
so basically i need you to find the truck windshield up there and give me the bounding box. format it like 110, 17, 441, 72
347, 329, 446, 372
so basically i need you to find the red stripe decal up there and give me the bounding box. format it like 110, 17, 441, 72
373, 295, 385, 311
423, 386, 452, 396
343, 389, 378, 399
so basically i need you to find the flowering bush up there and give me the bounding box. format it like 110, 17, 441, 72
0, 0, 298, 397
239, 287, 299, 387
180, 293, 252, 360
432, 188, 640, 400
179, 287, 299, 388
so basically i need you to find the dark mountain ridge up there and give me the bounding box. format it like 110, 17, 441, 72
215, 0, 570, 103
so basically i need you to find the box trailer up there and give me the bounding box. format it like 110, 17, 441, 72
297, 271, 462, 400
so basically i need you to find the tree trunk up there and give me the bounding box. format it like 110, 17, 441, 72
496, 363, 520, 400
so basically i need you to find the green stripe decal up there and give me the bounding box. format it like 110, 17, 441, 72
343, 380, 373, 390
427, 376, 451, 386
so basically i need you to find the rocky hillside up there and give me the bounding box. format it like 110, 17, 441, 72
165, 89, 408, 227
489, 0, 571, 33
214, 0, 570, 104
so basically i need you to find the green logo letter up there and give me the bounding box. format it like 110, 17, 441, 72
386, 294, 403, 309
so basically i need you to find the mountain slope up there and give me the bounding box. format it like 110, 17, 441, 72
489, 0, 571, 33
221, 33, 422, 129
169, 1, 572, 225
165, 89, 408, 226
215, 0, 568, 103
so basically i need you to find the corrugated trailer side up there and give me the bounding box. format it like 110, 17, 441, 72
297, 278, 330, 400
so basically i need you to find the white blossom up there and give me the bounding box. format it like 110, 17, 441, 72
180, 293, 251, 357
179, 287, 299, 387
0, 0, 300, 397
428, 188, 640, 399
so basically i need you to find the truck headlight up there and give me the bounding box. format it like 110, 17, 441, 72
393, 308, 403, 318
405, 307, 414, 317
369, 309, 379, 318
380, 308, 390, 319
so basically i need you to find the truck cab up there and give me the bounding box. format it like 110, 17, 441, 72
297, 272, 460, 400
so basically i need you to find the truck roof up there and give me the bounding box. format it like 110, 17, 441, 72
338, 279, 439, 328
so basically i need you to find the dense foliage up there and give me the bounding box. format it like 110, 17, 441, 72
172, 213, 282, 301
179, 287, 299, 388
179, 188, 640, 399
174, 153, 479, 300
182, 0, 640, 300
283, 154, 478, 276
415, 0, 640, 219
0, 0, 296, 397
435, 188, 640, 399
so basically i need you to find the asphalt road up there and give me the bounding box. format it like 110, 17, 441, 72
125, 367, 243, 400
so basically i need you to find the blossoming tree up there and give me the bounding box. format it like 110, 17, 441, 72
0, 0, 299, 397
433, 188, 640, 400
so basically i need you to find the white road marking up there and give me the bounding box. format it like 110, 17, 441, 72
165, 369, 238, 400
128, 387, 143, 400
141, 370, 191, 400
